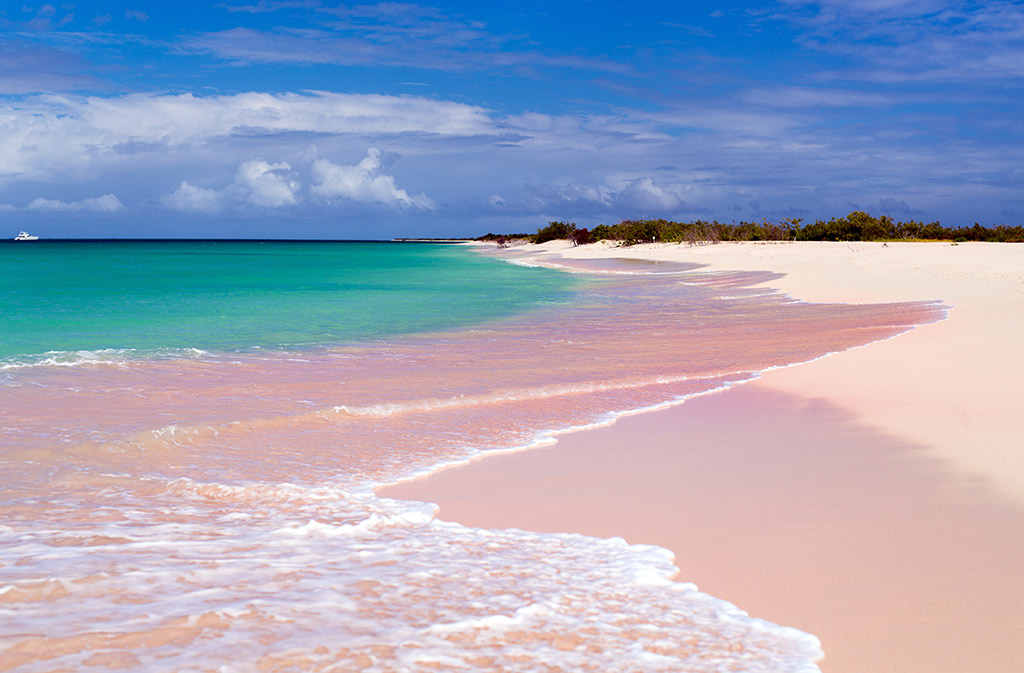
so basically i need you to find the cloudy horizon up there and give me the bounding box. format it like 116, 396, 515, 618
1, 1, 1021, 238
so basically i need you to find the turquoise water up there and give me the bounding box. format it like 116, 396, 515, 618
0, 241, 577, 359
1, 240, 946, 672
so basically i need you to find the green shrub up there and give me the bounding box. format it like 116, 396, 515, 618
532, 221, 576, 244
493, 214, 1024, 246
590, 224, 614, 241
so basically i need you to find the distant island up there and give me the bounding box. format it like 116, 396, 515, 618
479, 212, 1024, 246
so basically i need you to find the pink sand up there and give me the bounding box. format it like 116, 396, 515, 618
383, 240, 1024, 673
383, 385, 1024, 673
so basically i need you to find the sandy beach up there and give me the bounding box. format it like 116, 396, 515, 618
382, 240, 1024, 673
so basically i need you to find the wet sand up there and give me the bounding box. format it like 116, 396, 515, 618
384, 385, 1024, 673
382, 241, 1024, 673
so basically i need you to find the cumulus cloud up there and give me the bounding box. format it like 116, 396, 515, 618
160, 159, 300, 211
233, 159, 299, 207
160, 151, 435, 213
26, 194, 123, 212
310, 148, 436, 209
161, 181, 221, 213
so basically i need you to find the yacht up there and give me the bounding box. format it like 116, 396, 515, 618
14, 231, 39, 241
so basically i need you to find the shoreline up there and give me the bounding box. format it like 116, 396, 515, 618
381, 240, 1024, 673
471, 239, 1024, 504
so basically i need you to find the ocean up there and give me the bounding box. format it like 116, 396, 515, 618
0, 241, 943, 672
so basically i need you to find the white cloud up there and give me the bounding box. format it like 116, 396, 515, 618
161, 181, 221, 213
0, 92, 493, 182
311, 148, 436, 209
779, 0, 1024, 82
782, 0, 949, 17
617, 178, 688, 211
233, 159, 299, 207
160, 159, 300, 211
740, 86, 893, 108
0, 84, 1016, 229
514, 177, 691, 216
185, 7, 629, 76
26, 194, 123, 212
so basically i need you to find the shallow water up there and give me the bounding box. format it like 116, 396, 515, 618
0, 242, 944, 672
0, 240, 575, 360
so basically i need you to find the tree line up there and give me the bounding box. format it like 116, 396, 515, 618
479, 212, 1024, 246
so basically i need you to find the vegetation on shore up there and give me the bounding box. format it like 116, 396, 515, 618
479, 212, 1024, 246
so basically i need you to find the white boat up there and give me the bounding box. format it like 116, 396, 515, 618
14, 231, 39, 241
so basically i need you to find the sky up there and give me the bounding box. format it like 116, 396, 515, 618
0, 1, 1021, 239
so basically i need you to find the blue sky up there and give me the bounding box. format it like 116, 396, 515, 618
1, 1, 1021, 238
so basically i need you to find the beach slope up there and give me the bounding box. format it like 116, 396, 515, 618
382, 241, 1024, 673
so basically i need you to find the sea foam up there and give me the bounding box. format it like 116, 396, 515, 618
0, 254, 943, 672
